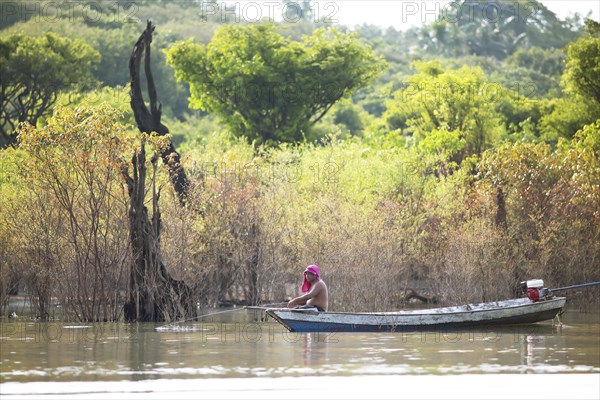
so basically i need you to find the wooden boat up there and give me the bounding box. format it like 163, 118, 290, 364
266, 297, 566, 333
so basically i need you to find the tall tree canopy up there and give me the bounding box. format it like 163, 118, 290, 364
166, 24, 386, 144
563, 19, 600, 104
409, 0, 583, 59
384, 61, 504, 163
0, 32, 99, 146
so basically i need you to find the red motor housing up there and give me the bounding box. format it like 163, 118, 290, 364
526, 288, 540, 302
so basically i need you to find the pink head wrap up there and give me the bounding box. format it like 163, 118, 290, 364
301, 265, 320, 293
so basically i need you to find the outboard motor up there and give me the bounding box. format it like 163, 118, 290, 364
520, 279, 551, 302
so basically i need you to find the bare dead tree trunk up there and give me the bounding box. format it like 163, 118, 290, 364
495, 186, 507, 229
123, 21, 195, 322
245, 222, 261, 306
122, 140, 195, 322
129, 21, 189, 203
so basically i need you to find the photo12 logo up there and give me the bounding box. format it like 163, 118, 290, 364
0, 1, 139, 24
199, 1, 339, 24
400, 1, 541, 24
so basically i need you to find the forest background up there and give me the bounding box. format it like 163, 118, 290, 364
0, 0, 598, 322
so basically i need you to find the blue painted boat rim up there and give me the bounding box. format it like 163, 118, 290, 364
267, 297, 566, 317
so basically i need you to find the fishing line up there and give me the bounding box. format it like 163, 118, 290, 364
155, 302, 288, 331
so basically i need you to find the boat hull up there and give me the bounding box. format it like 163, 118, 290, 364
266, 297, 566, 333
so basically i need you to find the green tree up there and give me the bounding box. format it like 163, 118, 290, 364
533, 20, 600, 141
0, 32, 99, 146
563, 19, 600, 104
166, 24, 386, 144
501, 47, 564, 97
384, 61, 504, 161
2, 16, 192, 120
434, 0, 583, 59
538, 96, 600, 141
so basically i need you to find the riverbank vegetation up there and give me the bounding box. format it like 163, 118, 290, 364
1, 1, 598, 320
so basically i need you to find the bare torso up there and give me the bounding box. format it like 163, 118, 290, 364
306, 280, 328, 311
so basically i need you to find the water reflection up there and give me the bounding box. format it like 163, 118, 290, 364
128, 324, 162, 380
521, 335, 544, 368
301, 332, 332, 368
1, 313, 598, 382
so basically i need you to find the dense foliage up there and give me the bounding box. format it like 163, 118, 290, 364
0, 32, 99, 145
563, 20, 600, 103
167, 24, 386, 144
0, 0, 598, 319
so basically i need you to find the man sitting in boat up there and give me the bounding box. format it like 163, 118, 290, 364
287, 265, 329, 312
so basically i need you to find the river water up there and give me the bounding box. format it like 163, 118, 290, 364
1, 309, 599, 399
